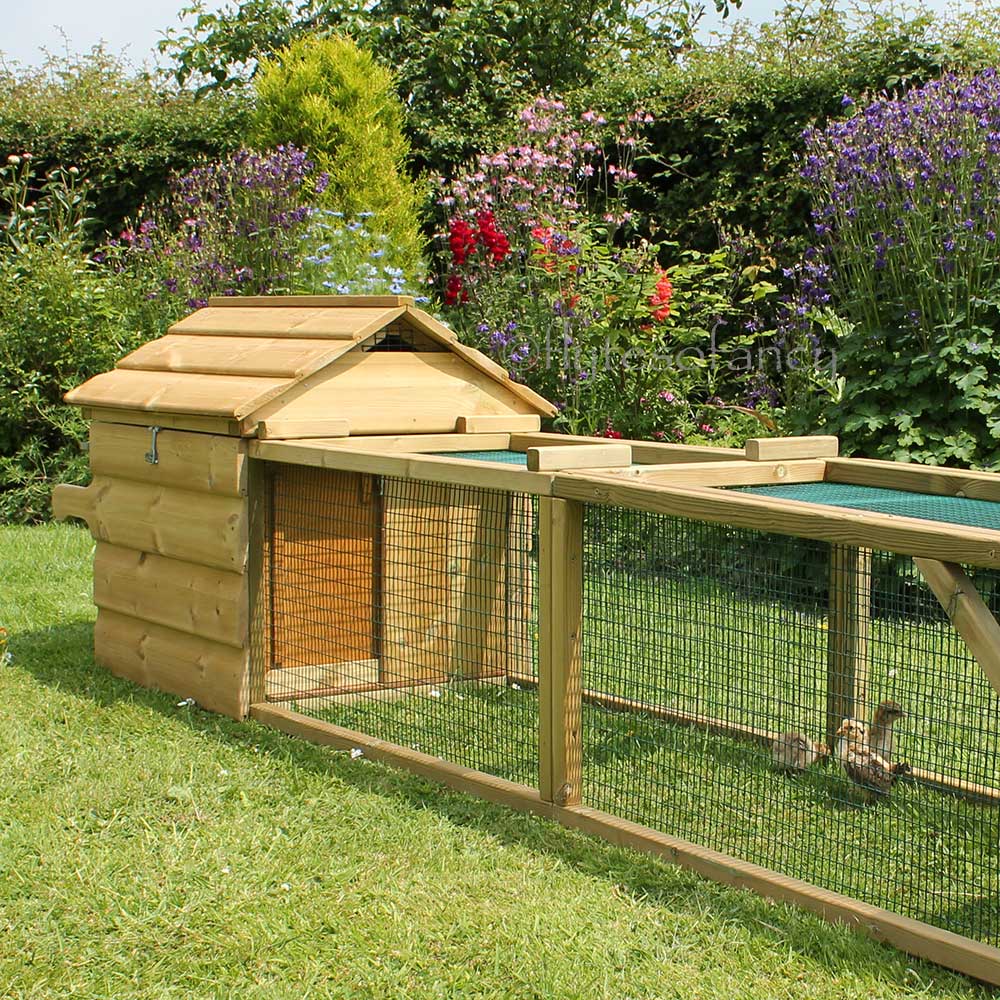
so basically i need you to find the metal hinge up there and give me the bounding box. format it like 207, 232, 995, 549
144, 425, 162, 465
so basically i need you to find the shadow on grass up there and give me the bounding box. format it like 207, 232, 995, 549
13, 622, 996, 996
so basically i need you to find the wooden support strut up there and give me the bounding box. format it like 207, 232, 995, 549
914, 558, 1000, 699
826, 545, 872, 751
537, 497, 584, 806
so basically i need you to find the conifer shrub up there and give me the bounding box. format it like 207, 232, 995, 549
251, 35, 424, 276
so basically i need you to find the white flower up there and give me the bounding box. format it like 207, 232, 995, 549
429, 689, 442, 698
176, 697, 196, 708
221, 866, 231, 875
350, 747, 364, 759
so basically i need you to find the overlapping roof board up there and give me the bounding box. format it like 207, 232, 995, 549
64, 295, 556, 434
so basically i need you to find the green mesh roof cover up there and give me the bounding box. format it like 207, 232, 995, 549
430, 450, 528, 465
737, 482, 1000, 532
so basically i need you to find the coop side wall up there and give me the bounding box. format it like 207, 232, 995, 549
54, 421, 254, 718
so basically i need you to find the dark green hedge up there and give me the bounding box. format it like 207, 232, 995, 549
0, 51, 250, 240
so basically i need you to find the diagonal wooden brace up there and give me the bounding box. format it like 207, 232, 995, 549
914, 558, 1000, 699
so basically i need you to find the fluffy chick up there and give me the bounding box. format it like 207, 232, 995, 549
869, 699, 906, 763
835, 719, 908, 801
834, 718, 869, 762
771, 731, 828, 772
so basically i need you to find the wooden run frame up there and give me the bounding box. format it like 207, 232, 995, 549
246, 438, 1000, 984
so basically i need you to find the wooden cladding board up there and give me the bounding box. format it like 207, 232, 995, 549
270, 466, 377, 670
95, 609, 249, 718
249, 353, 539, 435
380, 482, 510, 684
94, 543, 247, 648
53, 476, 247, 573
89, 422, 247, 496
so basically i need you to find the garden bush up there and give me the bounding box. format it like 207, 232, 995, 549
577, 2, 1000, 254
0, 50, 250, 241
784, 70, 1000, 469
252, 34, 425, 275
0, 159, 159, 522
435, 97, 779, 443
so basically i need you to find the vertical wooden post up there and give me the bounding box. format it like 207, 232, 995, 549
826, 544, 871, 750
538, 497, 584, 806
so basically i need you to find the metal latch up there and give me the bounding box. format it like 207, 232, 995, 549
144, 426, 162, 465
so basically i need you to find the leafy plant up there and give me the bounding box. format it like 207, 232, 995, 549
0, 159, 155, 522
107, 145, 320, 310
789, 70, 1000, 467
0, 49, 249, 241
434, 98, 779, 443
252, 34, 424, 273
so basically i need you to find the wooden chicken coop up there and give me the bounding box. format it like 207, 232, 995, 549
53, 294, 1000, 985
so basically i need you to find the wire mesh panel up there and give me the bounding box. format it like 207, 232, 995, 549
256, 463, 538, 784
580, 504, 1000, 945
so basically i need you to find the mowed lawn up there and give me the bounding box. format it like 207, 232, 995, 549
1, 523, 996, 999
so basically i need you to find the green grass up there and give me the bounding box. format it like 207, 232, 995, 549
1, 523, 998, 999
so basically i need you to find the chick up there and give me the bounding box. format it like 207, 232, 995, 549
771, 731, 828, 772
834, 717, 869, 763
835, 719, 909, 801
869, 699, 905, 763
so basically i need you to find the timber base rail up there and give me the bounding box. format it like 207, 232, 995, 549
252, 704, 1000, 986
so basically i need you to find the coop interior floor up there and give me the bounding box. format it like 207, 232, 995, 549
281, 571, 1000, 946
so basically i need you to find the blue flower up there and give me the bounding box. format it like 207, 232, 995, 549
841, 95, 855, 107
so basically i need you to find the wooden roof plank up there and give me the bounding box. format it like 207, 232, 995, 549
169, 306, 404, 339
65, 369, 291, 417
118, 335, 355, 378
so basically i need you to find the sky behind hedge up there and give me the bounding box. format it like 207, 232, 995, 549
0, 0, 974, 71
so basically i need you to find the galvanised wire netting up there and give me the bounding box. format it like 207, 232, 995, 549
580, 504, 1000, 944
256, 463, 538, 785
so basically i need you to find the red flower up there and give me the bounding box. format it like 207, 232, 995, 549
596, 419, 624, 439
448, 217, 477, 266
444, 272, 467, 306
476, 210, 511, 262
649, 266, 674, 322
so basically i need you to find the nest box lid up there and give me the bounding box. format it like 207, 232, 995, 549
64, 295, 556, 435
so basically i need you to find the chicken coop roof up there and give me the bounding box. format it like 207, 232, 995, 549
64, 295, 556, 432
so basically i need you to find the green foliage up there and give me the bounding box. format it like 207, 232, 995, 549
578, 1, 1000, 253
0, 49, 250, 240
252, 34, 424, 272
0, 162, 159, 522
160, 0, 738, 169
433, 98, 779, 443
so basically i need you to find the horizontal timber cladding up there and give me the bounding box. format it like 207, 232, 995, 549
93, 543, 247, 648
88, 422, 247, 496
95, 609, 250, 718
59, 476, 248, 573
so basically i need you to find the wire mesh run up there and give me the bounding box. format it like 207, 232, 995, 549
255, 463, 538, 784
580, 504, 1000, 945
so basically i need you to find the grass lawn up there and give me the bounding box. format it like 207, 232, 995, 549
1, 522, 997, 999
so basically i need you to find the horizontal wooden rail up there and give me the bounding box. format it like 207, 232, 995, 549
825, 458, 1000, 503
553, 474, 1000, 568
249, 440, 557, 495
251, 704, 1000, 986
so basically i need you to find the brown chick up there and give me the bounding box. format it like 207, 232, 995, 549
833, 717, 869, 763
771, 731, 828, 772
869, 699, 905, 763
835, 720, 908, 801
